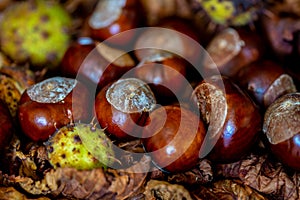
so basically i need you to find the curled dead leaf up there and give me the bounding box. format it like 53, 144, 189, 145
216, 153, 300, 199
192, 179, 267, 200
107, 155, 151, 200
150, 159, 213, 185
16, 155, 150, 199
0, 186, 50, 200
143, 179, 192, 200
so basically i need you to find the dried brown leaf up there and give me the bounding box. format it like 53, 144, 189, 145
144, 180, 193, 200
16, 155, 150, 200
108, 155, 151, 200
17, 167, 111, 199
150, 159, 213, 185
216, 153, 300, 199
0, 186, 50, 200
0, 172, 21, 187
115, 139, 145, 168
192, 179, 267, 200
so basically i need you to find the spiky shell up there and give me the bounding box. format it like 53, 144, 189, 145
0, 75, 21, 117
0, 66, 35, 117
45, 123, 115, 170
0, 0, 72, 69
197, 0, 262, 26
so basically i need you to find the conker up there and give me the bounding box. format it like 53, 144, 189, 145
158, 17, 200, 43
235, 60, 297, 108
87, 0, 142, 46
134, 25, 201, 64
260, 12, 300, 61
204, 28, 264, 77
61, 38, 135, 90
18, 77, 92, 141
263, 93, 300, 171
133, 52, 187, 102
61, 37, 95, 78
158, 17, 204, 81
95, 78, 156, 140
142, 105, 206, 173
192, 76, 262, 163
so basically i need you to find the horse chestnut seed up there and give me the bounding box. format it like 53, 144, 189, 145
142, 105, 206, 173
61, 39, 135, 90
18, 77, 92, 141
263, 93, 300, 171
192, 76, 262, 163
204, 28, 264, 77
61, 37, 95, 79
95, 78, 156, 140
134, 26, 201, 64
88, 0, 141, 46
133, 52, 187, 101
235, 60, 297, 108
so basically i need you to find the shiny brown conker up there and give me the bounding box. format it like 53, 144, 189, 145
134, 24, 201, 65
133, 52, 187, 102
263, 93, 300, 171
260, 12, 300, 61
61, 38, 135, 90
87, 0, 142, 46
158, 17, 200, 42
61, 37, 95, 78
142, 105, 206, 173
95, 78, 156, 140
204, 28, 264, 77
18, 77, 92, 141
235, 60, 297, 108
192, 76, 262, 163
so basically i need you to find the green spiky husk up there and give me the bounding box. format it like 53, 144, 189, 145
196, 0, 263, 26
45, 123, 115, 170
0, 0, 72, 69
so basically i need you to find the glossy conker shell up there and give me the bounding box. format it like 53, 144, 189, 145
61, 38, 135, 90
235, 60, 296, 108
18, 77, 92, 141
204, 28, 264, 77
142, 105, 206, 173
158, 17, 200, 42
61, 37, 95, 79
133, 52, 187, 101
95, 78, 156, 140
260, 13, 299, 61
263, 93, 300, 171
192, 76, 262, 163
134, 25, 201, 65
87, 0, 142, 46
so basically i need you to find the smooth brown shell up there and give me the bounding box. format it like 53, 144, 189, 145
236, 60, 296, 108
134, 52, 187, 100
142, 105, 206, 172
61, 38, 135, 90
88, 0, 141, 46
18, 79, 92, 141
192, 76, 262, 163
